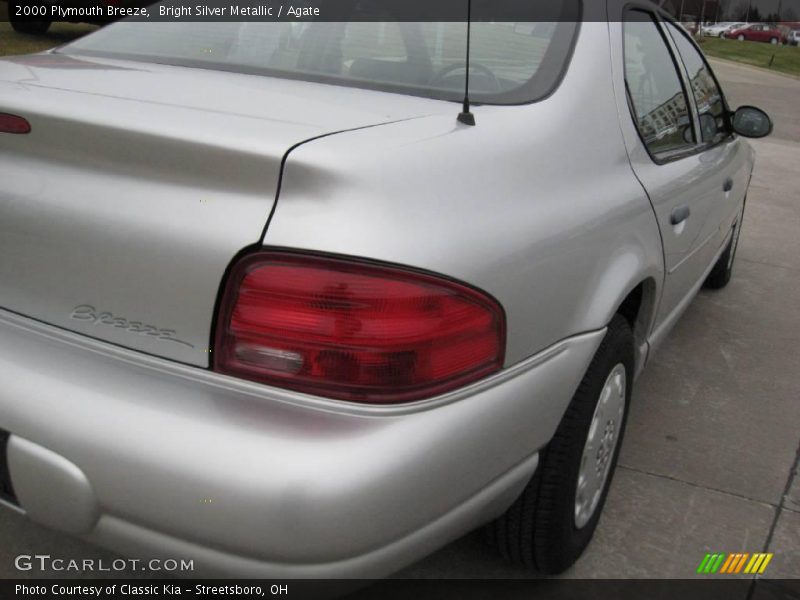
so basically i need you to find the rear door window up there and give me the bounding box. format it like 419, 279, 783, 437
623, 10, 695, 161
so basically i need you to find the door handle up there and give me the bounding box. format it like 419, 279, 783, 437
723, 178, 734, 192
670, 205, 691, 226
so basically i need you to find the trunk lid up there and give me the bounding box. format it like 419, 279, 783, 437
0, 52, 434, 366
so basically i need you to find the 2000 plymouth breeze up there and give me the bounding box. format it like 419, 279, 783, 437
0, 0, 773, 578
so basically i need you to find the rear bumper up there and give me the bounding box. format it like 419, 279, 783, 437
0, 308, 604, 578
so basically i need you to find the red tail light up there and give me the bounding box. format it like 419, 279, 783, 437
0, 114, 31, 135
214, 252, 506, 404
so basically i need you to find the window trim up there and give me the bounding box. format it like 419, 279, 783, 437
658, 19, 702, 148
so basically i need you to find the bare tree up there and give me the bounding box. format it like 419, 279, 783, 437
731, 0, 750, 21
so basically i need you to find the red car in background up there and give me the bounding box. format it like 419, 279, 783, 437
724, 23, 787, 44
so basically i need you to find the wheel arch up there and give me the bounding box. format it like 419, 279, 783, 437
579, 251, 661, 378
614, 278, 658, 376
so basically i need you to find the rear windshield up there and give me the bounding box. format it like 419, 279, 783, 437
61, 11, 580, 105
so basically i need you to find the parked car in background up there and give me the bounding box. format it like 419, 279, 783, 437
681, 21, 700, 35
0, 0, 774, 579
789, 29, 800, 46
701, 22, 746, 37
724, 23, 787, 44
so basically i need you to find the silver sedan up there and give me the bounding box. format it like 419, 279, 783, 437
0, 0, 772, 578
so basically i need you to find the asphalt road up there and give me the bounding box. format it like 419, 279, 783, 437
0, 58, 798, 591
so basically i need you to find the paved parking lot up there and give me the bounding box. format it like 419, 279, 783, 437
0, 57, 798, 590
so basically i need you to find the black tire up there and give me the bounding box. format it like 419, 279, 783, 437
9, 3, 52, 35
705, 214, 743, 290
485, 315, 634, 574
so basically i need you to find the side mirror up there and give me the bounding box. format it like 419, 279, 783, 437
731, 106, 773, 138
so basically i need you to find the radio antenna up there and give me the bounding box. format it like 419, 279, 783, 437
457, 0, 476, 126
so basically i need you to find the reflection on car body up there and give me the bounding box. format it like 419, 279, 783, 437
0, 0, 774, 579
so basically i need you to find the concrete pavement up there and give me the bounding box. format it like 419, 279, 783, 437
0, 58, 798, 589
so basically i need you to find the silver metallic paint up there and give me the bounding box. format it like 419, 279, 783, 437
606, 8, 751, 332
7, 436, 100, 535
0, 54, 451, 366
0, 11, 756, 577
266, 23, 665, 370
0, 307, 602, 573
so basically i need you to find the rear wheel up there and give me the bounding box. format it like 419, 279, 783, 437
9, 4, 52, 35
738, 34, 745, 41
486, 315, 633, 574
770, 37, 778, 45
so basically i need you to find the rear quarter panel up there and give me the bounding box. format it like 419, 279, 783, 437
263, 23, 665, 368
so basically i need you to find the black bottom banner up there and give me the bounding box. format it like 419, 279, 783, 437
4, 579, 800, 600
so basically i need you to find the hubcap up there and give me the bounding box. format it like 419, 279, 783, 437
574, 363, 627, 529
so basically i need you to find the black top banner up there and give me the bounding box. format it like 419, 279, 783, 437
5, 0, 800, 23
6, 0, 582, 23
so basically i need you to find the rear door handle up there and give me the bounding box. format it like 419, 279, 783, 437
670, 205, 691, 226
723, 178, 734, 192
